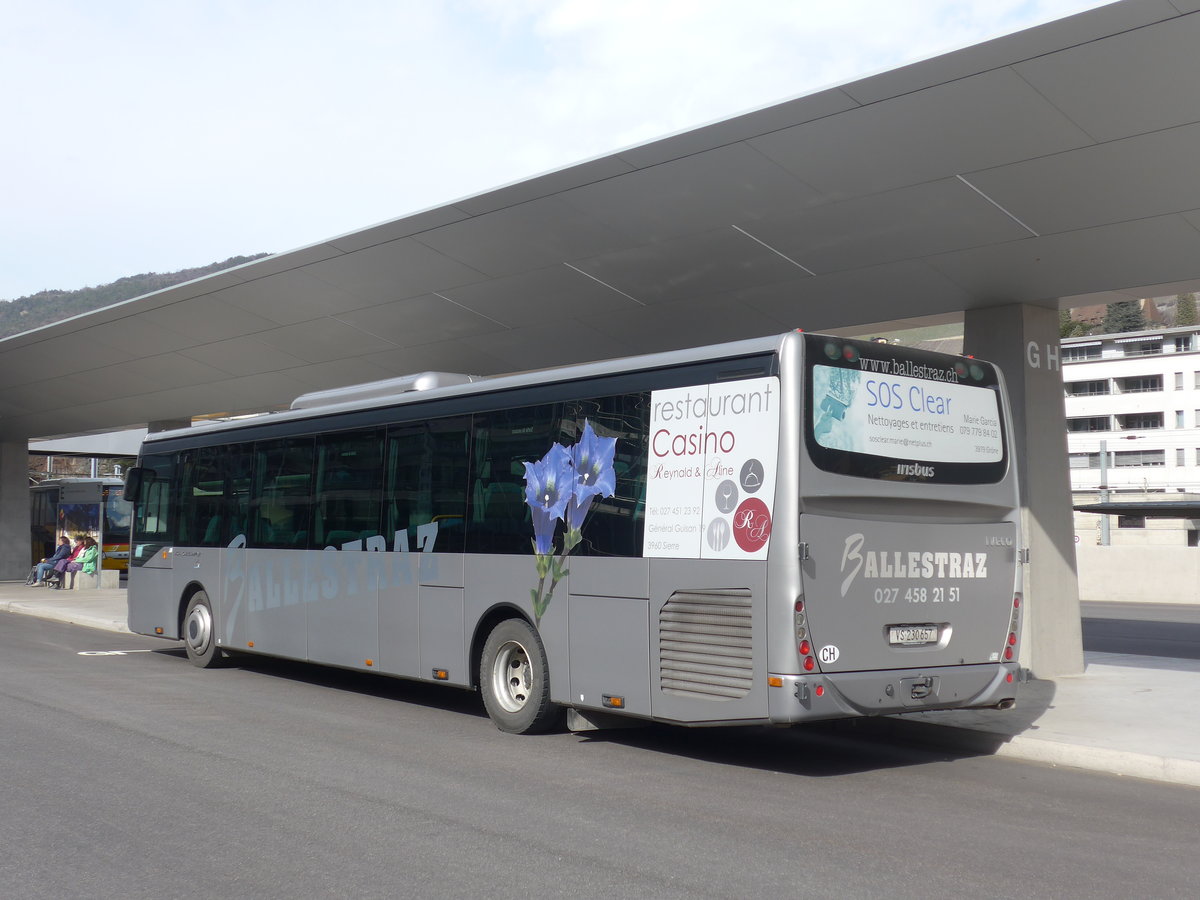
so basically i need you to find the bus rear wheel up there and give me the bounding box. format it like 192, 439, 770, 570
182, 591, 223, 669
479, 618, 561, 734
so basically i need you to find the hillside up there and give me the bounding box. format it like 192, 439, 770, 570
0, 254, 270, 339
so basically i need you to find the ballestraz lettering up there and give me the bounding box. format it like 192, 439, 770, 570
839, 533, 988, 596
896, 462, 934, 478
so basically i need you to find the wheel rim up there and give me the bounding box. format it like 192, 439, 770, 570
490, 639, 532, 713
184, 601, 213, 657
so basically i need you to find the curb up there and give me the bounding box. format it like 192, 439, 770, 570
997, 736, 1200, 788
822, 712, 1200, 789
0, 601, 130, 635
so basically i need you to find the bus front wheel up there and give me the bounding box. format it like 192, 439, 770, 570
182, 591, 223, 669
479, 618, 561, 734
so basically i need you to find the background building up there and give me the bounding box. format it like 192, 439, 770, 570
1063, 325, 1200, 546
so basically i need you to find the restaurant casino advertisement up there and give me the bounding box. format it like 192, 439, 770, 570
643, 377, 780, 559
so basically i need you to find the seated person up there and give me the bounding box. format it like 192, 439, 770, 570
62, 536, 100, 589
50, 536, 87, 589
34, 535, 72, 585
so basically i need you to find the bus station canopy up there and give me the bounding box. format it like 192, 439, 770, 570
4, 0, 1200, 443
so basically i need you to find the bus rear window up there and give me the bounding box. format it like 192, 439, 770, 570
804, 336, 1007, 485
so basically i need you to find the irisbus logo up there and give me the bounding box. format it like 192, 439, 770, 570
896, 463, 934, 479
839, 533, 988, 597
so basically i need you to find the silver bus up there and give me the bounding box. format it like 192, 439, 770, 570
124, 331, 1022, 733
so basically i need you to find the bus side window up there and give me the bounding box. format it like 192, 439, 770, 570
385, 417, 470, 554
567, 392, 649, 558
467, 404, 566, 555
179, 445, 252, 548
314, 429, 383, 548
251, 438, 315, 550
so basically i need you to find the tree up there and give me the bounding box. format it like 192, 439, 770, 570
1176, 293, 1197, 327
1102, 300, 1146, 334
1059, 309, 1092, 338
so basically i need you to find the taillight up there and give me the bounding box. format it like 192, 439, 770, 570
795, 595, 818, 672
1002, 593, 1022, 662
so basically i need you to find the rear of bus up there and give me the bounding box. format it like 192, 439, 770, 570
769, 333, 1021, 723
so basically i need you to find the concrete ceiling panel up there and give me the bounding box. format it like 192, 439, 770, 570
1, 330, 135, 387
570, 228, 809, 306
458, 320, 631, 372
326, 207, 471, 254
574, 296, 789, 358
968, 122, 1200, 236
302, 236, 489, 304
927, 215, 1200, 302
560, 143, 825, 244
79, 315, 200, 356
749, 177, 1030, 275
413, 196, 634, 277
178, 336, 310, 377
104, 354, 232, 395
451, 157, 637, 217
140, 296, 282, 343
282, 357, 401, 392
254, 318, 397, 364
1015, 12, 1200, 142
749, 67, 1094, 200
735, 259, 975, 330
216, 269, 368, 326
335, 293, 503, 348
362, 340, 513, 378
440, 265, 642, 328
614, 89, 860, 169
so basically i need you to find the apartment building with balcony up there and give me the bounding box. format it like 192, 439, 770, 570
1063, 326, 1200, 546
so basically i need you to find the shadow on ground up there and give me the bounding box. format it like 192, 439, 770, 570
154, 644, 1054, 778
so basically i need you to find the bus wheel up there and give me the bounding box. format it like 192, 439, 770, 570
183, 591, 222, 669
479, 618, 561, 734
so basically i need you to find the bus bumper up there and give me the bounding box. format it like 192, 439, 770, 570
767, 662, 1020, 724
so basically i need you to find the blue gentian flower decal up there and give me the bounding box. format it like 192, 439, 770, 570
523, 443, 573, 556
521, 420, 618, 627
567, 421, 617, 532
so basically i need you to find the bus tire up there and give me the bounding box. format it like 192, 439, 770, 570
182, 590, 223, 669
479, 618, 561, 734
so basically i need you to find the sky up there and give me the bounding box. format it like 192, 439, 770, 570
0, 0, 1112, 302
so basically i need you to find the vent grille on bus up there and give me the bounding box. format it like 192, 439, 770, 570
659, 589, 753, 701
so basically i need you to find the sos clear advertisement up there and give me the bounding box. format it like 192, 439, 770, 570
812, 364, 1003, 464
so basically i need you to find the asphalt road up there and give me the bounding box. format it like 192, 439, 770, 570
2, 612, 1197, 900
1081, 601, 1200, 659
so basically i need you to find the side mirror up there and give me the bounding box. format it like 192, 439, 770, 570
124, 467, 148, 504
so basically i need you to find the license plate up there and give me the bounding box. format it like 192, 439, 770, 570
889, 625, 938, 645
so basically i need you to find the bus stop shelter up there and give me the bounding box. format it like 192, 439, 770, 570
4, 0, 1200, 676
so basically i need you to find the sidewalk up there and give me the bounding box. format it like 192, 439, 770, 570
2, 582, 1198, 788
0, 581, 131, 634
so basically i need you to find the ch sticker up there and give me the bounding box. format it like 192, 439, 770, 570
818, 645, 840, 665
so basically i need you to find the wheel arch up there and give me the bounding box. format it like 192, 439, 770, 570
177, 581, 208, 637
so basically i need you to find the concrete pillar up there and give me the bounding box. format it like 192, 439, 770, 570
1, 441, 30, 580
964, 304, 1084, 677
